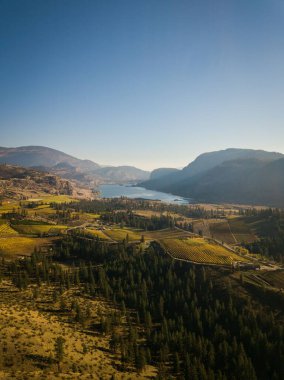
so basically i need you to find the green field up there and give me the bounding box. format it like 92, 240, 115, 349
160, 237, 249, 266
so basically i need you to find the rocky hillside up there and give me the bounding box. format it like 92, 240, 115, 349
0, 164, 82, 200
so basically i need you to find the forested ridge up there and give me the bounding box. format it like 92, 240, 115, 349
242, 208, 284, 262
6, 236, 284, 380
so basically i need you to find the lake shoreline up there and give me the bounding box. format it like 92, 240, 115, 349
98, 184, 192, 205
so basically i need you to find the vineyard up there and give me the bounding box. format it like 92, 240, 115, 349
258, 270, 284, 289
208, 221, 236, 244
160, 237, 249, 266
84, 228, 111, 240
0, 223, 19, 236
104, 228, 143, 242
144, 228, 192, 240
0, 237, 52, 256
12, 224, 67, 236
228, 218, 257, 243
26, 195, 75, 204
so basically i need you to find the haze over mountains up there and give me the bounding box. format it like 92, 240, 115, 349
1, 146, 284, 207
0, 146, 150, 185
142, 148, 284, 207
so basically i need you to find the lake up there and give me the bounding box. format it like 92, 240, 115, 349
98, 184, 191, 204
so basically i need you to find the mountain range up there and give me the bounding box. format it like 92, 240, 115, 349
0, 146, 150, 185
141, 148, 284, 207
1, 146, 284, 207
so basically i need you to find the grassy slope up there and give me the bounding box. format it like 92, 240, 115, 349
0, 281, 156, 379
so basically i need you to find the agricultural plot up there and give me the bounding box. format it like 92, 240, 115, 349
133, 210, 165, 218
209, 220, 236, 244
104, 228, 143, 242
134, 210, 190, 221
160, 237, 248, 266
0, 223, 19, 236
28, 195, 75, 204
257, 270, 284, 289
144, 228, 192, 240
0, 237, 52, 256
12, 224, 67, 236
33, 205, 57, 216
228, 218, 257, 243
84, 228, 110, 240
192, 219, 211, 237
82, 212, 100, 220
0, 201, 19, 214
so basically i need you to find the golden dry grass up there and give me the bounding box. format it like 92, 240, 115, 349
0, 280, 156, 379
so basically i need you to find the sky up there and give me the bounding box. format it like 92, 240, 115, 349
0, 0, 284, 170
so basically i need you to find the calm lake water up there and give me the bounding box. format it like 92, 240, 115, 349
98, 184, 191, 205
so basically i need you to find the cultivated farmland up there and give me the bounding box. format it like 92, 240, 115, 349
84, 228, 111, 240
160, 237, 249, 266
228, 217, 257, 243
0, 223, 18, 236
257, 270, 284, 289
144, 228, 192, 240
209, 220, 236, 244
104, 228, 143, 241
12, 224, 67, 236
0, 237, 53, 256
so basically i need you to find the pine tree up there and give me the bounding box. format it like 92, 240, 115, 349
54, 336, 65, 371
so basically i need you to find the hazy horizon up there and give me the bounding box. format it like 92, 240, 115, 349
1, 0, 284, 170
1, 144, 284, 172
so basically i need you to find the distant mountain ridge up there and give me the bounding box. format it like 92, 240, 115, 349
150, 168, 180, 180
182, 148, 283, 177
141, 148, 284, 207
0, 146, 100, 171
2, 146, 284, 206
0, 146, 150, 184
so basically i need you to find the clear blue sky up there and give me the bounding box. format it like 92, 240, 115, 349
0, 0, 283, 170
